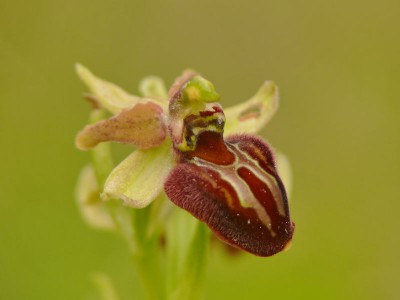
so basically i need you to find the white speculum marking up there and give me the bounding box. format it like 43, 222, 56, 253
232, 144, 286, 217
191, 143, 286, 237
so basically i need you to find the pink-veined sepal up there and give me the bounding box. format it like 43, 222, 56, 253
75, 102, 167, 150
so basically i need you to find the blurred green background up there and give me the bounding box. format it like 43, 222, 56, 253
1, 0, 399, 299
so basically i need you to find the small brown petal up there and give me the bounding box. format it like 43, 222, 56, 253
76, 102, 167, 150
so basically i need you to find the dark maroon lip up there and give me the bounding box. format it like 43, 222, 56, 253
165, 132, 294, 257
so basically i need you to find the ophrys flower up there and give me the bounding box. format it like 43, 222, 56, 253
75, 65, 294, 257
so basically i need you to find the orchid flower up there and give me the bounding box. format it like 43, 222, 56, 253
75, 65, 294, 257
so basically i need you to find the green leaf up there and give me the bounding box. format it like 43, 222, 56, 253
224, 81, 279, 135
102, 141, 175, 208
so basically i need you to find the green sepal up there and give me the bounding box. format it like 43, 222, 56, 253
76, 64, 166, 114
102, 140, 175, 208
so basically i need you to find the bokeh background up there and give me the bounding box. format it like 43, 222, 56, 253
1, 0, 399, 299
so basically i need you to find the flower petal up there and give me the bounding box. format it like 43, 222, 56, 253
76, 165, 115, 230
139, 76, 168, 101
165, 133, 294, 257
224, 81, 279, 135
102, 141, 175, 208
75, 102, 167, 150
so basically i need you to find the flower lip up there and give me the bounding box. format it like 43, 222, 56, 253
182, 131, 235, 165
164, 151, 294, 257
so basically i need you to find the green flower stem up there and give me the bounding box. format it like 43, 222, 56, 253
131, 207, 165, 300
100, 202, 164, 300
132, 238, 165, 300
174, 221, 210, 300
104, 182, 166, 300
166, 209, 195, 298
166, 210, 210, 300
